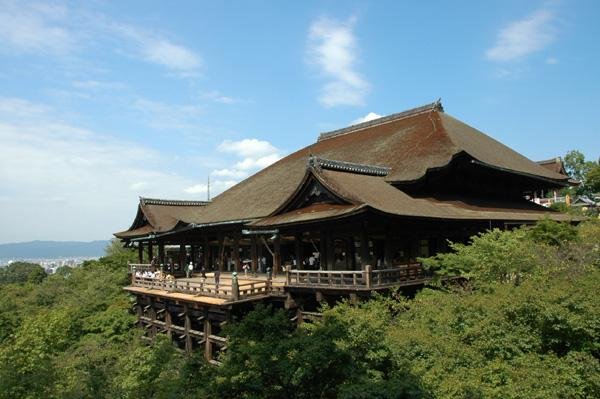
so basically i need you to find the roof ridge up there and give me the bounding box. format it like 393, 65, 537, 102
140, 197, 210, 206
308, 155, 390, 176
317, 99, 443, 142
536, 157, 562, 165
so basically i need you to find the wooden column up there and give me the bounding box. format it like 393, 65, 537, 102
138, 243, 144, 263
251, 236, 258, 273
218, 234, 225, 272
148, 243, 153, 263
203, 236, 210, 269
190, 245, 197, 267
184, 304, 192, 354
149, 299, 157, 338
179, 244, 186, 269
233, 233, 240, 273
294, 234, 302, 268
165, 307, 172, 339
326, 230, 334, 271
384, 226, 393, 267
361, 224, 370, 270
203, 314, 212, 361
319, 230, 327, 270
158, 242, 165, 265
273, 235, 281, 276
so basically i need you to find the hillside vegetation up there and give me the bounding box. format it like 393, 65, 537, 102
0, 220, 598, 398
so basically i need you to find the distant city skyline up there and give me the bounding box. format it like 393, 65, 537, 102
1, 1, 599, 243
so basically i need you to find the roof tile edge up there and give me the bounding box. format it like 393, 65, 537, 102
317, 99, 443, 142
140, 197, 210, 206
308, 155, 390, 176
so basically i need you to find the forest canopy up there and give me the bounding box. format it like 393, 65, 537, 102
0, 220, 598, 398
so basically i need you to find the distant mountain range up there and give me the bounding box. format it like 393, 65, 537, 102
0, 240, 110, 259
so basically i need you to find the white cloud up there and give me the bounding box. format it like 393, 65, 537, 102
110, 23, 201, 73
307, 16, 369, 107
0, 96, 211, 242
184, 180, 237, 196
0, 1, 74, 55
212, 138, 283, 182
352, 112, 382, 125
132, 97, 203, 130
202, 90, 238, 104
0, 2, 202, 75
218, 138, 279, 159
486, 9, 557, 62
545, 57, 559, 64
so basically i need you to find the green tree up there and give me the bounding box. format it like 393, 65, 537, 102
0, 261, 45, 284
564, 150, 599, 196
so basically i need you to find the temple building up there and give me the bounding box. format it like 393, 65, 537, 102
115, 101, 574, 359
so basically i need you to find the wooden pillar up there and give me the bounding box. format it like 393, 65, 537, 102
384, 225, 393, 267
184, 304, 192, 354
136, 303, 143, 328
165, 307, 172, 339
158, 242, 165, 265
203, 236, 210, 269
319, 230, 327, 270
179, 244, 186, 269
138, 243, 143, 263
294, 234, 301, 269
326, 230, 334, 271
361, 224, 370, 270
273, 235, 281, 276
190, 245, 197, 267
149, 299, 157, 338
148, 243, 153, 262
251, 236, 258, 273
218, 234, 225, 272
203, 314, 212, 361
233, 232, 240, 273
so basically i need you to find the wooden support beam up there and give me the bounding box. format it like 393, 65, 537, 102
273, 234, 281, 276
138, 243, 144, 263
203, 312, 212, 361
233, 232, 240, 273
294, 234, 301, 268
165, 308, 172, 339
361, 224, 370, 270
384, 225, 393, 268
184, 304, 192, 354
158, 242, 165, 265
251, 236, 258, 273
326, 230, 334, 271
203, 236, 210, 270
218, 234, 225, 272
179, 244, 186, 270
320, 230, 327, 270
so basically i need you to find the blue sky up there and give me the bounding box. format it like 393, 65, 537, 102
0, 0, 598, 243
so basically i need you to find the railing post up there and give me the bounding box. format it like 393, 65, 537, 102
285, 265, 291, 286
231, 272, 240, 301
365, 265, 372, 288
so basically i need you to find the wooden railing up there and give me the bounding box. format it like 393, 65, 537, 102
128, 263, 153, 273
131, 276, 275, 301
286, 263, 425, 289
129, 263, 426, 301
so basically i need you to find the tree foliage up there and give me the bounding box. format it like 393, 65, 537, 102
0, 221, 598, 398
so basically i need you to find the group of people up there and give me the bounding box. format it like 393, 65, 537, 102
134, 269, 175, 281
